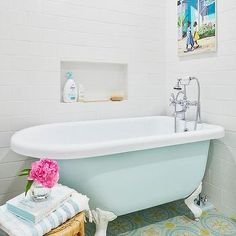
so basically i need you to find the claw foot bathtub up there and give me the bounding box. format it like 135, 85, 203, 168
11, 116, 224, 235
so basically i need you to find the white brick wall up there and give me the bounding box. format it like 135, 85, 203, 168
166, 0, 236, 217
0, 0, 166, 204
1, 0, 235, 219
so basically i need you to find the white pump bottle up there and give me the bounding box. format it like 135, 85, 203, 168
63, 72, 78, 103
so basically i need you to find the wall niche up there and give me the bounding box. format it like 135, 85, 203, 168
61, 61, 128, 103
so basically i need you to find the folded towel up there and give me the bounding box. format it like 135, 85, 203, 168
0, 191, 90, 236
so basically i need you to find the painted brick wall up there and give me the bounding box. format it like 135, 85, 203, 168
0, 0, 166, 204
166, 0, 236, 217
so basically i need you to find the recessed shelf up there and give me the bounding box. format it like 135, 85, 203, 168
61, 61, 128, 103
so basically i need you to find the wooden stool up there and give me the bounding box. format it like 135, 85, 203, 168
45, 211, 85, 236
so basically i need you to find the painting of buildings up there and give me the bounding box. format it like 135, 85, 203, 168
177, 0, 216, 56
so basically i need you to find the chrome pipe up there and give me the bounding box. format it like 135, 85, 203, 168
189, 77, 201, 130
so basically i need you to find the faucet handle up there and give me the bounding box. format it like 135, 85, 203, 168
169, 93, 176, 106
188, 100, 198, 106
173, 79, 182, 90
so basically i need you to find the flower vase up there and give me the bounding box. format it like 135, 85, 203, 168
31, 182, 51, 201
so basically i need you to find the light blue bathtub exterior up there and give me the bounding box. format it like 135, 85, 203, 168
58, 140, 210, 216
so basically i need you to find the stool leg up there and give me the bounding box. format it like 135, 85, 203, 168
92, 208, 117, 236
77, 221, 84, 236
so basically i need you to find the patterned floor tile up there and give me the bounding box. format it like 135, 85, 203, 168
85, 200, 236, 236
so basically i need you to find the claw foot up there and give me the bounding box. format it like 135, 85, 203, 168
92, 208, 117, 236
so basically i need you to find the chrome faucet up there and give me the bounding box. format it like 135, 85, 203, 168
170, 77, 201, 132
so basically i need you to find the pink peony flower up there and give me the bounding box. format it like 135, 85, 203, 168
28, 158, 59, 188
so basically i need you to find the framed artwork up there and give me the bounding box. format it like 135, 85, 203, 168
177, 0, 216, 56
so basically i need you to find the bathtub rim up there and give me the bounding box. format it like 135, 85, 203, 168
11, 116, 225, 160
